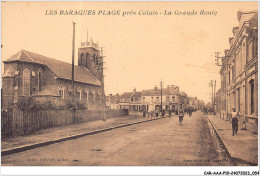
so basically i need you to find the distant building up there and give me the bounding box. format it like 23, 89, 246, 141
119, 92, 133, 109
129, 89, 142, 112
2, 39, 104, 110
141, 85, 180, 112
106, 93, 120, 109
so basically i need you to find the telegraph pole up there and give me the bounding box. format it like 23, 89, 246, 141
72, 22, 76, 107
100, 47, 106, 121
209, 80, 216, 114
160, 81, 163, 112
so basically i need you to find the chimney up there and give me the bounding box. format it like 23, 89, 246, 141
116, 93, 119, 96
154, 86, 157, 91
133, 88, 136, 93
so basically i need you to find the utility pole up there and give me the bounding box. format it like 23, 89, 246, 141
209, 80, 216, 115
100, 47, 106, 121
160, 81, 163, 112
72, 22, 76, 108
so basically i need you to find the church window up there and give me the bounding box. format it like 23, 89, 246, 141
86, 53, 90, 69
38, 70, 43, 92
58, 85, 64, 99
80, 53, 84, 66
22, 68, 30, 96
96, 55, 99, 66
77, 87, 82, 100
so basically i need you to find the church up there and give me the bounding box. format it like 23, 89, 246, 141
2, 39, 104, 110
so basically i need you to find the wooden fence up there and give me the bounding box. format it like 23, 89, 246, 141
1, 108, 128, 139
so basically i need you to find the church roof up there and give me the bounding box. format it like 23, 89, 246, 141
3, 50, 101, 86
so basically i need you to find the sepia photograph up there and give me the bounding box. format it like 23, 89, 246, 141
0, 0, 259, 175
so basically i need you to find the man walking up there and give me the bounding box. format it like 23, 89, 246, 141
178, 105, 184, 125
231, 108, 239, 136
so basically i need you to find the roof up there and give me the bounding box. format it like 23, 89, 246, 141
130, 91, 142, 98
141, 88, 174, 96
120, 92, 133, 99
106, 94, 120, 103
32, 85, 60, 97
3, 50, 101, 86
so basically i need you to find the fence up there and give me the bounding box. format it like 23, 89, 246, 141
1, 108, 128, 139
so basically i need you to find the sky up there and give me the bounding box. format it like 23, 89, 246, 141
1, 1, 258, 103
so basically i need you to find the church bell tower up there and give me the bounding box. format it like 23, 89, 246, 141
78, 35, 102, 81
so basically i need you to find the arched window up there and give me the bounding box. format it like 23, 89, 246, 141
58, 85, 64, 99
77, 87, 82, 100
86, 53, 90, 69
38, 70, 43, 92
22, 68, 30, 96
80, 53, 84, 66
95, 54, 99, 66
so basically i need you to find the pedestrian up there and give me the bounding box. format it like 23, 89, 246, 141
188, 108, 192, 118
162, 109, 165, 118
231, 108, 239, 136
168, 110, 171, 118
178, 105, 184, 125
143, 110, 146, 118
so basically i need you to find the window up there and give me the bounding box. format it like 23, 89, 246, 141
38, 70, 43, 92
95, 55, 99, 66
156, 97, 159, 103
172, 96, 175, 102
237, 88, 240, 112
166, 96, 169, 102
232, 66, 235, 81
80, 53, 84, 66
250, 80, 254, 114
58, 85, 64, 99
77, 87, 82, 100
86, 53, 90, 69
22, 68, 30, 96
131, 98, 134, 102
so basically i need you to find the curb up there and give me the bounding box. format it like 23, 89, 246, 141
206, 116, 257, 166
2, 117, 164, 157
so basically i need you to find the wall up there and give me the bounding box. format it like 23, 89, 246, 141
1, 108, 129, 139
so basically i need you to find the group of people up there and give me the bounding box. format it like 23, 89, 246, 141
141, 105, 194, 125
142, 109, 166, 118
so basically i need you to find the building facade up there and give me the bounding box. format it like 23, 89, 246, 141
218, 10, 258, 133
129, 89, 142, 112
141, 85, 180, 112
106, 93, 120, 109
2, 39, 104, 110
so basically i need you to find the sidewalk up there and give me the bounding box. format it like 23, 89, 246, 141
2, 113, 155, 152
208, 115, 258, 165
